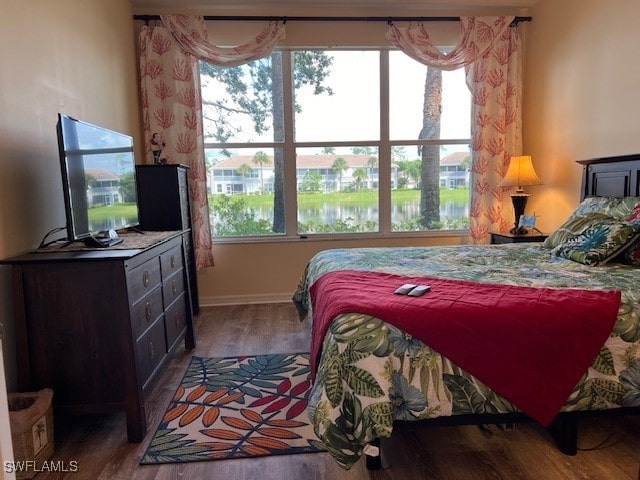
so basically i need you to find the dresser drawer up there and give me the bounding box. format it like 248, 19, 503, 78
127, 257, 161, 304
135, 317, 167, 389
131, 287, 163, 341
160, 245, 183, 280
165, 293, 187, 351
162, 269, 185, 307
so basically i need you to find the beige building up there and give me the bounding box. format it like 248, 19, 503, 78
209, 151, 470, 194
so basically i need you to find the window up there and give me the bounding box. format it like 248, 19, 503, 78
200, 49, 471, 239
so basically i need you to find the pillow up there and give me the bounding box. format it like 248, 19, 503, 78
618, 238, 640, 265
543, 212, 613, 249
618, 204, 640, 265
569, 196, 640, 221
627, 203, 640, 223
552, 218, 640, 266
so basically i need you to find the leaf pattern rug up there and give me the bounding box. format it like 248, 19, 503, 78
141, 353, 325, 465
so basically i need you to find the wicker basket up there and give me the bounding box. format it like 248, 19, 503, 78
8, 388, 54, 479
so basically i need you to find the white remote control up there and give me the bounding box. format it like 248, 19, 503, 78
408, 285, 431, 296
394, 283, 417, 295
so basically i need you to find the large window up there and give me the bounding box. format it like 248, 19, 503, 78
201, 49, 471, 239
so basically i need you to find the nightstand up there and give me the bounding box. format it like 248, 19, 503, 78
490, 231, 548, 244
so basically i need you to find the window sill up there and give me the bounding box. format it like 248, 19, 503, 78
211, 230, 469, 245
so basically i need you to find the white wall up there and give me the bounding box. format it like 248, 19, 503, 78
0, 0, 140, 407
523, 0, 640, 232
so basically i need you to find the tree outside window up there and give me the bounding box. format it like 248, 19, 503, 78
201, 49, 470, 238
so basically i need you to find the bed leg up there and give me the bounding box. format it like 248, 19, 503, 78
548, 415, 578, 455
365, 437, 382, 470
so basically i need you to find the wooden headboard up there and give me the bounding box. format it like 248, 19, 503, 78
577, 153, 640, 199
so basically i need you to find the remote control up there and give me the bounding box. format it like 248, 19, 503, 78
394, 283, 417, 295
408, 285, 431, 296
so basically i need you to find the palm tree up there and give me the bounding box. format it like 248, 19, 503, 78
252, 151, 270, 193
331, 156, 348, 192
394, 160, 410, 187
33, 420, 46, 449
301, 170, 322, 192
236, 163, 253, 194
352, 167, 367, 190
406, 159, 422, 188
367, 156, 378, 189
418, 67, 442, 228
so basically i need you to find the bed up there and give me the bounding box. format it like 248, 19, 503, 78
293, 154, 640, 470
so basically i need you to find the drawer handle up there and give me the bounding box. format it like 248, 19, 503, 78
145, 302, 152, 322
143, 270, 150, 287
148, 341, 155, 359
170, 255, 176, 269
172, 279, 177, 296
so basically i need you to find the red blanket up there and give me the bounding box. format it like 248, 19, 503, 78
309, 270, 620, 426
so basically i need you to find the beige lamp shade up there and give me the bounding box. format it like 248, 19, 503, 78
498, 155, 543, 192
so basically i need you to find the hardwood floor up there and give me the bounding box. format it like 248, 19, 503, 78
33, 304, 640, 479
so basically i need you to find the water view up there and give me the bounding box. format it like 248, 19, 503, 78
210, 189, 469, 236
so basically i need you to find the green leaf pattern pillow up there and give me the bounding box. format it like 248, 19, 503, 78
570, 196, 640, 220
552, 218, 640, 266
544, 198, 640, 265
543, 212, 613, 249
619, 204, 640, 265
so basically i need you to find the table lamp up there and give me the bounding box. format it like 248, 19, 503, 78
498, 155, 543, 234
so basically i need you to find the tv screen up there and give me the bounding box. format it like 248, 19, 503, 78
57, 114, 139, 245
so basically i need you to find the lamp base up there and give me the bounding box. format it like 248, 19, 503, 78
510, 193, 529, 235
510, 226, 529, 235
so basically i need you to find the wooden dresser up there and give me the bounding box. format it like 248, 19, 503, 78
136, 164, 199, 315
1, 231, 194, 442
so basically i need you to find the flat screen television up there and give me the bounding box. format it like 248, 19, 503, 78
56, 113, 139, 247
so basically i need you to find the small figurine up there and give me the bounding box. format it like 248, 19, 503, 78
151, 132, 166, 164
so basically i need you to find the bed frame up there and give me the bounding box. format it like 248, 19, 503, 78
365, 153, 640, 470
578, 153, 640, 200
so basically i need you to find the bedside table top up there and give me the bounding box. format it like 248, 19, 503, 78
490, 231, 548, 243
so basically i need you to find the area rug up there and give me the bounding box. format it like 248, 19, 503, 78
140, 353, 325, 465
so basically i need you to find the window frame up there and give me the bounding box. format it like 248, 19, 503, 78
202, 48, 471, 243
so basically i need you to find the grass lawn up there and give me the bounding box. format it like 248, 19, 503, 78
88, 203, 138, 221
234, 188, 469, 208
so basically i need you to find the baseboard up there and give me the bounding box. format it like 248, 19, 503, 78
199, 293, 293, 306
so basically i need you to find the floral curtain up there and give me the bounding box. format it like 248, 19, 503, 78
386, 17, 521, 243
160, 15, 285, 68
138, 16, 284, 268
139, 24, 214, 268
466, 26, 522, 241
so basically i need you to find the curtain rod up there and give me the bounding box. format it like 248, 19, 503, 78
133, 14, 531, 26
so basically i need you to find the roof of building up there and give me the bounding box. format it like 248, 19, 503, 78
440, 151, 470, 166
212, 152, 469, 170
211, 154, 377, 170
86, 168, 119, 181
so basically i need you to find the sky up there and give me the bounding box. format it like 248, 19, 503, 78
201, 50, 472, 159
295, 50, 471, 143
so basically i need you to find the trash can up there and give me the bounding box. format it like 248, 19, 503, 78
8, 388, 54, 479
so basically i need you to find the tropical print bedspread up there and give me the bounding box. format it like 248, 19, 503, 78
293, 243, 640, 469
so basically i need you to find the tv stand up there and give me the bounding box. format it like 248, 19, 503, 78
127, 226, 145, 234
1, 230, 195, 442
83, 236, 124, 248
